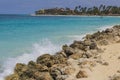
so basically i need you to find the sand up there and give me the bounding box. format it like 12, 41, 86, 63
66, 43, 120, 80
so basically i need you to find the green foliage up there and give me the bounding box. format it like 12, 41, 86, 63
35, 5, 120, 15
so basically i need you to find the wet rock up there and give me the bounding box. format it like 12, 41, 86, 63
76, 70, 88, 78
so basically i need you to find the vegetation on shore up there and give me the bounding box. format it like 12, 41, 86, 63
35, 5, 120, 16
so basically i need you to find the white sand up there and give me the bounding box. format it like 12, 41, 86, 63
67, 43, 120, 80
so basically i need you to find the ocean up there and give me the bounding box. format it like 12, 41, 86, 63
0, 14, 120, 79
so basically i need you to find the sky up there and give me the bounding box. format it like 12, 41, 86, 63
0, 0, 119, 14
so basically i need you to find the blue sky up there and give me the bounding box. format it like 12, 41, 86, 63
0, 0, 119, 14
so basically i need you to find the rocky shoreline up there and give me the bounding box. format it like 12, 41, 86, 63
6, 25, 120, 80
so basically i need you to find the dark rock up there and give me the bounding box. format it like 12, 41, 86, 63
62, 44, 75, 56
105, 28, 113, 33
89, 42, 98, 49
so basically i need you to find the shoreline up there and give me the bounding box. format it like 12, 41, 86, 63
5, 25, 120, 80
30, 14, 120, 17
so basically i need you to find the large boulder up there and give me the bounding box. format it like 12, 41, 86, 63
36, 54, 54, 67
62, 44, 75, 57
28, 61, 48, 72
70, 41, 88, 51
14, 63, 28, 76
49, 64, 74, 80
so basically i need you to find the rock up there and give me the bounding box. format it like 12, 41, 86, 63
5, 74, 19, 80
116, 40, 120, 43
102, 62, 109, 66
84, 40, 92, 46
28, 61, 48, 72
118, 56, 120, 59
105, 28, 113, 33
56, 51, 67, 58
36, 54, 54, 67
117, 70, 120, 73
70, 41, 89, 51
98, 39, 109, 45
53, 53, 67, 64
49, 64, 65, 80
76, 70, 88, 78
89, 42, 98, 49
62, 44, 75, 56
14, 63, 28, 76
69, 53, 83, 60
63, 66, 75, 75
84, 51, 93, 58
113, 25, 120, 29
110, 75, 120, 80
33, 72, 53, 80
49, 64, 74, 80
85, 34, 92, 39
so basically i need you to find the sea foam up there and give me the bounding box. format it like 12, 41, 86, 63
0, 39, 60, 80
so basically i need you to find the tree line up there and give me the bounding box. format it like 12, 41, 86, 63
35, 5, 120, 15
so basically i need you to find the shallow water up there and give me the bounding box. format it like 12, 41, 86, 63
0, 15, 120, 79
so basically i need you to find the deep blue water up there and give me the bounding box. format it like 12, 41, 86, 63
0, 15, 120, 79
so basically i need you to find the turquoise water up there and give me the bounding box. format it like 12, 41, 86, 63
0, 15, 120, 79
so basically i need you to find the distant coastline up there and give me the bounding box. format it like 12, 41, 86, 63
31, 14, 120, 17
35, 5, 120, 16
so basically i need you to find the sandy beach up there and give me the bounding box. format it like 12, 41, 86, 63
66, 42, 120, 80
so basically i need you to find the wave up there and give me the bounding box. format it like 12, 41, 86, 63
97, 24, 119, 31
0, 39, 60, 80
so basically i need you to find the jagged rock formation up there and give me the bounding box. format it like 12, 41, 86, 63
5, 25, 120, 80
